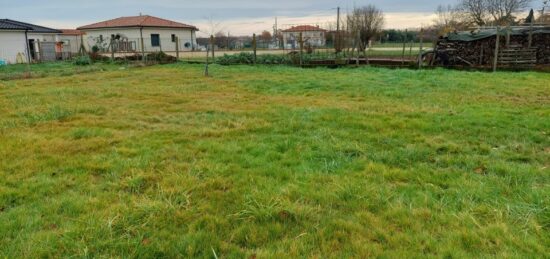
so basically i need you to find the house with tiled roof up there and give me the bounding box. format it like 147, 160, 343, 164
0, 19, 61, 64
57, 29, 85, 54
77, 15, 199, 53
282, 25, 327, 49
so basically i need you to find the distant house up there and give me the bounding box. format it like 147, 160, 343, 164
282, 25, 327, 49
0, 19, 61, 64
77, 15, 199, 53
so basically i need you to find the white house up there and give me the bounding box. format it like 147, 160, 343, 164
58, 29, 85, 55
282, 25, 327, 49
0, 19, 61, 64
77, 15, 199, 54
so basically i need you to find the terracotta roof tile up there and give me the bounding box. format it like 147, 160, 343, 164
60, 29, 84, 35
77, 15, 198, 30
282, 25, 327, 32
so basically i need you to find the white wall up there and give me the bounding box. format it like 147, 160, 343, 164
58, 35, 82, 53
27, 33, 57, 42
283, 31, 326, 48
81, 27, 197, 52
0, 30, 28, 64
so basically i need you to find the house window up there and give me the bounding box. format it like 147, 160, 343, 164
171, 34, 176, 42
151, 34, 160, 47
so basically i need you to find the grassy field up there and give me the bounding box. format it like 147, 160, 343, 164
0, 62, 122, 81
0, 64, 548, 257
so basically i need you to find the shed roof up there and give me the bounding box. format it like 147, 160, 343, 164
446, 26, 550, 42
77, 15, 198, 30
0, 19, 61, 33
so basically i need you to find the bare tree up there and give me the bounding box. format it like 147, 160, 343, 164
459, 0, 490, 26
433, 4, 471, 34
458, 0, 533, 26
347, 5, 385, 51
487, 0, 533, 25
202, 16, 224, 77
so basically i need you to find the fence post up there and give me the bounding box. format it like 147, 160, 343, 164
299, 32, 304, 67
528, 20, 534, 48
110, 38, 115, 61
37, 40, 42, 62
409, 40, 413, 58
252, 33, 257, 65
493, 27, 500, 73
140, 28, 146, 62
175, 36, 180, 60
210, 35, 215, 61
401, 30, 407, 66
80, 35, 86, 55
418, 28, 424, 69
356, 36, 360, 66
505, 26, 511, 47
205, 35, 211, 77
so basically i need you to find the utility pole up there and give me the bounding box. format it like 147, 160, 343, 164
337, 7, 340, 32
273, 17, 278, 40
334, 6, 340, 52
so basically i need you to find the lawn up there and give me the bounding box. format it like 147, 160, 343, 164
0, 64, 548, 258
0, 62, 122, 81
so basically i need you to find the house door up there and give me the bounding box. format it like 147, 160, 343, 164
28, 39, 36, 60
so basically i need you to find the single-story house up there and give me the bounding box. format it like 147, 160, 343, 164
58, 29, 86, 55
0, 19, 61, 64
77, 15, 199, 53
282, 25, 327, 49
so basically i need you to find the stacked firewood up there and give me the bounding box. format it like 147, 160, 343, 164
436, 33, 550, 66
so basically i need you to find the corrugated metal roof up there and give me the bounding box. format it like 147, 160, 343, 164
0, 19, 61, 33
0, 20, 29, 30
446, 26, 550, 42
77, 15, 198, 30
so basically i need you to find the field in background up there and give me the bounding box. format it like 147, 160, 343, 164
178, 46, 422, 62
0, 64, 548, 257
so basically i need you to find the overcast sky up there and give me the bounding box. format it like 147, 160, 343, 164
1, 0, 542, 35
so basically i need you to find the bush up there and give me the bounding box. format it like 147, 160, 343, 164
146, 52, 177, 64
73, 55, 92, 66
216, 52, 291, 66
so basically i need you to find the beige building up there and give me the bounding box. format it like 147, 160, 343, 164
77, 15, 199, 53
282, 25, 327, 49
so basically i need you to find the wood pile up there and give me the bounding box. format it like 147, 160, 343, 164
435, 29, 550, 67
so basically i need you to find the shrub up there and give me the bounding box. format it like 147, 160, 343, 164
73, 55, 92, 66
146, 52, 177, 64
216, 52, 291, 65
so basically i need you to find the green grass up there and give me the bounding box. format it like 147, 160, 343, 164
0, 64, 548, 257
372, 42, 422, 48
0, 62, 123, 81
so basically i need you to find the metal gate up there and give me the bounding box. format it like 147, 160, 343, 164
39, 42, 57, 62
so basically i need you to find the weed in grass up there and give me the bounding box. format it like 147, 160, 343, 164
18, 105, 73, 125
